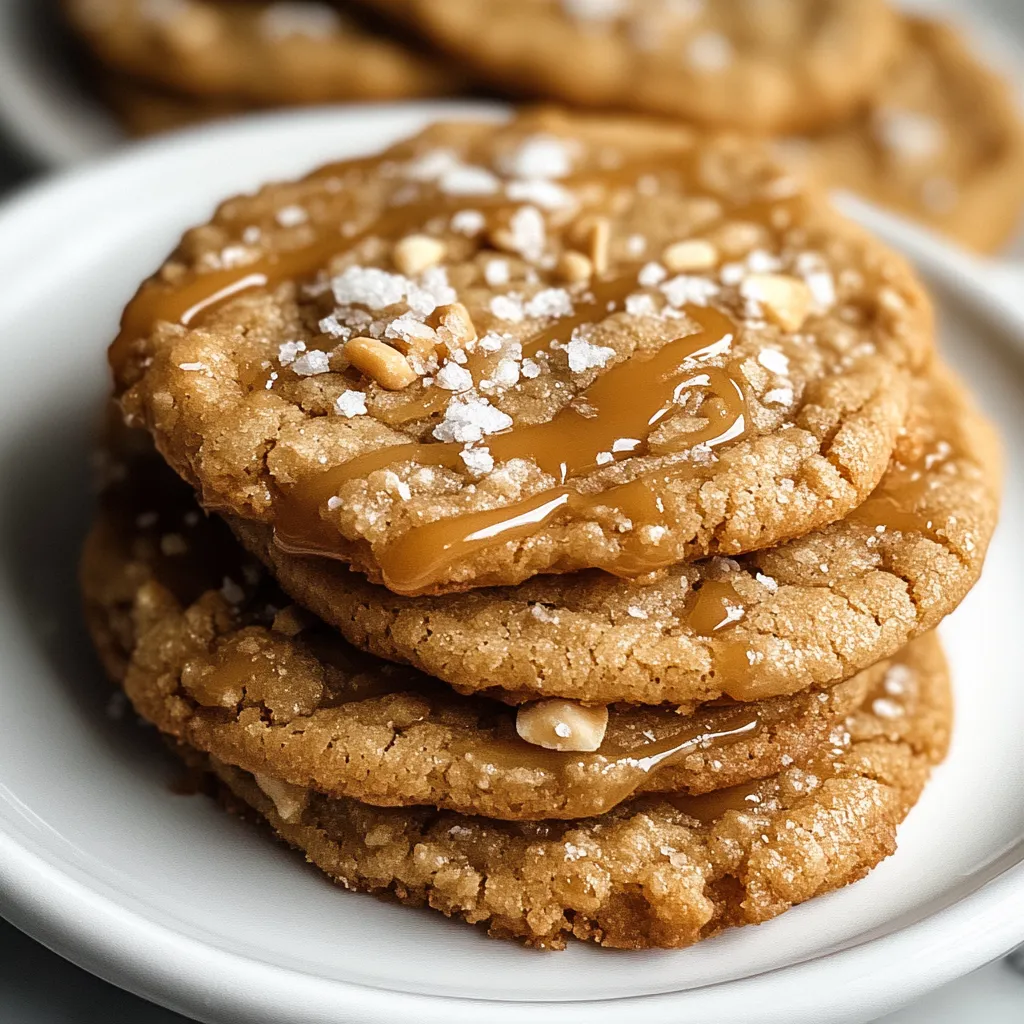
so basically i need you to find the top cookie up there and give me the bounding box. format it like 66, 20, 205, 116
113, 111, 934, 595
371, 0, 901, 132
64, 0, 457, 105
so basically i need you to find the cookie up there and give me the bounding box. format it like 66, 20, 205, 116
81, 447, 880, 821
64, 0, 457, 105
370, 0, 900, 133
230, 364, 1000, 705
186, 630, 952, 949
112, 111, 934, 596
781, 18, 1024, 254
97, 72, 251, 138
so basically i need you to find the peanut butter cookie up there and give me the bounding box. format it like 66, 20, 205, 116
64, 0, 457, 105
368, 0, 900, 133
184, 630, 951, 948
113, 112, 934, 596
231, 365, 999, 706
81, 446, 884, 821
781, 18, 1024, 254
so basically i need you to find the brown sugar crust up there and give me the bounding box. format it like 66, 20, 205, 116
372, 0, 901, 133
64, 0, 458, 105
782, 18, 1024, 254
231, 365, 1000, 705
190, 631, 951, 948
81, 454, 884, 820
112, 112, 934, 596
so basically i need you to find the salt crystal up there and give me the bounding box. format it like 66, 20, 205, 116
291, 350, 330, 376
275, 204, 308, 227
436, 362, 474, 391
460, 446, 495, 475
334, 390, 367, 417
566, 336, 615, 372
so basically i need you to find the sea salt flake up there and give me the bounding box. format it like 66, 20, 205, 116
524, 287, 573, 319
327, 496, 343, 511
439, 165, 501, 196
506, 179, 575, 210
566, 336, 615, 372
661, 275, 719, 307
451, 209, 486, 235
484, 259, 511, 287
333, 390, 367, 417
499, 135, 574, 179
626, 605, 648, 619
277, 340, 306, 365
436, 362, 474, 391
507, 206, 547, 262
490, 294, 525, 323
177, 361, 206, 372
460, 446, 495, 475
318, 315, 350, 340
638, 262, 667, 287
764, 387, 794, 406
757, 348, 790, 375
275, 204, 308, 227
291, 350, 331, 376
530, 603, 560, 624
432, 396, 513, 443
521, 358, 541, 379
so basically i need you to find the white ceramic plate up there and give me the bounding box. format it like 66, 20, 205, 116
0, 103, 1022, 1024
2, 0, 1024, 168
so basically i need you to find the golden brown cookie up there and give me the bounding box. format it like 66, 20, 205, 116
64, 0, 458, 105
81, 446, 883, 821
781, 18, 1024, 254
184, 630, 952, 948
230, 365, 1000, 705
97, 72, 252, 138
112, 111, 934, 596
369, 0, 901, 132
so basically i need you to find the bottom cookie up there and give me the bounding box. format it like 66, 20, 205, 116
176, 632, 951, 949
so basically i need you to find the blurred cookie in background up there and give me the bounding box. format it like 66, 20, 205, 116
780, 17, 1024, 254
63, 0, 461, 108
367, 0, 903, 132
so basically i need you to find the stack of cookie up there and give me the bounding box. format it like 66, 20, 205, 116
62, 0, 1024, 253
82, 111, 1001, 949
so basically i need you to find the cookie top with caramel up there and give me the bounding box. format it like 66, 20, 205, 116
113, 111, 934, 595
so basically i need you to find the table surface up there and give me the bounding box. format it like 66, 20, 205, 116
1, 23, 1023, 1020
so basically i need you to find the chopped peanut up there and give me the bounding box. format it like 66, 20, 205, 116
344, 337, 418, 390
742, 274, 814, 333
393, 234, 447, 276
254, 774, 308, 823
662, 239, 719, 273
436, 302, 477, 350
557, 250, 594, 283
587, 217, 611, 276
516, 699, 609, 752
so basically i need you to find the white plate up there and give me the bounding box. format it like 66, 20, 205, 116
0, 103, 1022, 1024
2, 0, 1024, 168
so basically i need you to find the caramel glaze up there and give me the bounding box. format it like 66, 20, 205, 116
110, 146, 799, 594
275, 302, 750, 594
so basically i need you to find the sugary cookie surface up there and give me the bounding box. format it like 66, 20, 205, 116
113, 112, 933, 595
377, 0, 901, 131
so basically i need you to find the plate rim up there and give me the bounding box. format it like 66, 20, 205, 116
0, 103, 1023, 1024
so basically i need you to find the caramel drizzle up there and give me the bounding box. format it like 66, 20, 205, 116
275, 304, 749, 594
458, 704, 762, 817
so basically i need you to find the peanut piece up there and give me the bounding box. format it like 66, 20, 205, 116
436, 302, 477, 350
254, 774, 308, 823
557, 250, 594, 283
393, 234, 447, 276
588, 217, 611, 276
516, 699, 609, 752
741, 274, 813, 333
344, 337, 418, 390
662, 239, 719, 273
